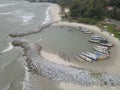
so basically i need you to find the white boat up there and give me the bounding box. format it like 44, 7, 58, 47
93, 46, 109, 54
89, 37, 105, 43
94, 45, 108, 50
89, 39, 100, 43
91, 34, 102, 38
86, 52, 98, 61
80, 52, 96, 61
81, 29, 89, 32
78, 54, 92, 62
84, 31, 93, 34
99, 43, 114, 47
90, 37, 103, 40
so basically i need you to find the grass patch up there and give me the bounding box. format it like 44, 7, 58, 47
77, 17, 98, 25
98, 23, 120, 40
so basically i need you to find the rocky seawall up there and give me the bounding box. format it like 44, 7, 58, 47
11, 39, 120, 86
9, 22, 58, 37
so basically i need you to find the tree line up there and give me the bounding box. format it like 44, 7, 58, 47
58, 0, 120, 24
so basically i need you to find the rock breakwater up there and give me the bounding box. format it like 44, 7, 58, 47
11, 39, 120, 86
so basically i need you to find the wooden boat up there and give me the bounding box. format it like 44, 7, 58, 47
94, 52, 110, 59
84, 31, 93, 34
89, 37, 105, 43
90, 37, 103, 40
89, 39, 100, 43
86, 52, 98, 61
91, 34, 102, 38
77, 26, 82, 30
80, 52, 96, 61
93, 46, 109, 54
81, 29, 88, 32
74, 55, 85, 62
99, 43, 114, 47
94, 45, 109, 50
78, 53, 92, 62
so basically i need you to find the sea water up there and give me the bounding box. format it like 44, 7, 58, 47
0, 0, 94, 90
0, 0, 50, 90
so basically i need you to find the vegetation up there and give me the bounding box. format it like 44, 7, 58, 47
98, 23, 120, 40
58, 0, 120, 22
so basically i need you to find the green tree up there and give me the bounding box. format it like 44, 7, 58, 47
70, 0, 106, 20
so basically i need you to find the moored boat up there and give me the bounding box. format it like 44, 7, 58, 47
80, 52, 97, 61
84, 31, 93, 34
94, 45, 109, 50
78, 53, 92, 62
91, 34, 102, 38
89, 39, 100, 43
93, 46, 109, 53
74, 55, 85, 62
99, 43, 114, 47
94, 52, 110, 59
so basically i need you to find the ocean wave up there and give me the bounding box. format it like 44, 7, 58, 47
0, 42, 13, 54
12, 10, 35, 25
42, 5, 51, 25
0, 3, 16, 7
23, 66, 31, 90
0, 12, 11, 15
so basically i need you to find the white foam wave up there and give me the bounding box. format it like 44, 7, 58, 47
20, 15, 35, 24
0, 12, 11, 15
12, 10, 35, 25
42, 5, 51, 25
0, 42, 13, 54
23, 66, 31, 90
0, 3, 16, 7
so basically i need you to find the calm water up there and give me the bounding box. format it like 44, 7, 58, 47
0, 0, 94, 90
23, 25, 94, 61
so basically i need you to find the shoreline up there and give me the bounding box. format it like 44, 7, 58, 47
18, 3, 120, 90
42, 3, 120, 74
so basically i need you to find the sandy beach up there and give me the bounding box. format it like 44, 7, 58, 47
37, 3, 120, 90
42, 3, 120, 74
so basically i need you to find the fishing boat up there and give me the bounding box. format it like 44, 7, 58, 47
99, 43, 114, 47
91, 34, 102, 38
94, 52, 110, 59
80, 52, 96, 61
84, 31, 93, 34
78, 53, 92, 62
74, 55, 85, 62
94, 45, 109, 50
90, 37, 103, 40
86, 52, 98, 61
89, 37, 105, 43
77, 26, 82, 30
89, 39, 100, 43
81, 29, 89, 32
93, 46, 109, 54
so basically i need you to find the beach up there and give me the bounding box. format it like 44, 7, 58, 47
0, 1, 119, 89
41, 3, 120, 74
37, 3, 120, 90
